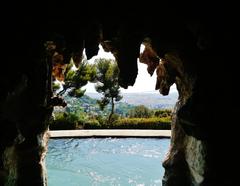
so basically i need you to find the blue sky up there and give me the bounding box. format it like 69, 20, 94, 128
83, 45, 177, 94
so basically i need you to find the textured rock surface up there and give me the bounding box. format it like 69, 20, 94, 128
139, 40, 159, 76
0, 2, 239, 186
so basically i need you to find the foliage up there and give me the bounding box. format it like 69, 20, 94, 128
128, 105, 153, 118
94, 58, 122, 123
49, 112, 79, 130
84, 119, 103, 129
94, 115, 107, 125
154, 109, 172, 117
57, 94, 134, 119
52, 82, 61, 92
109, 113, 120, 123
57, 59, 96, 97
49, 111, 89, 130
49, 110, 172, 130
82, 117, 171, 129
114, 102, 134, 116
112, 117, 171, 129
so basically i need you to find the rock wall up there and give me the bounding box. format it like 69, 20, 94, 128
0, 40, 52, 185
0, 2, 239, 186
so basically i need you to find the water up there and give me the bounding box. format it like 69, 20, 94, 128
46, 138, 170, 186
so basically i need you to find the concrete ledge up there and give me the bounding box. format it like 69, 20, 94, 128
49, 130, 171, 138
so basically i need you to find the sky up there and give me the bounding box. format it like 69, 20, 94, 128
83, 45, 177, 94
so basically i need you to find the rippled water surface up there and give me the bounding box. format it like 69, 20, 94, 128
46, 138, 170, 186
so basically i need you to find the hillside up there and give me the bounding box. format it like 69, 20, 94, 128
86, 92, 178, 109
55, 94, 135, 116
54, 91, 178, 118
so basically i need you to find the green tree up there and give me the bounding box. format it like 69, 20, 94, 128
128, 105, 153, 118
94, 58, 122, 123
154, 109, 172, 117
57, 59, 96, 97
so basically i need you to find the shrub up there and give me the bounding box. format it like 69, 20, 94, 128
83, 119, 103, 129
49, 112, 172, 130
49, 118, 77, 130
112, 117, 171, 129
95, 115, 107, 125
108, 113, 120, 124
49, 112, 81, 130
128, 105, 153, 118
154, 109, 172, 118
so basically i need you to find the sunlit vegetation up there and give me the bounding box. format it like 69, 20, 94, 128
50, 101, 172, 130
50, 57, 173, 130
112, 117, 171, 129
55, 59, 96, 97
128, 105, 153, 118
94, 59, 122, 123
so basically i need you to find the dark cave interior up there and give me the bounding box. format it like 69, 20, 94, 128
0, 2, 239, 186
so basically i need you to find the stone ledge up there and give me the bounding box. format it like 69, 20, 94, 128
49, 130, 171, 138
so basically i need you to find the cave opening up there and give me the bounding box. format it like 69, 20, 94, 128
1, 2, 238, 185
47, 42, 178, 185
50, 42, 178, 131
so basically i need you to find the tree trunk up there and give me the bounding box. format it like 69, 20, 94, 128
108, 97, 114, 124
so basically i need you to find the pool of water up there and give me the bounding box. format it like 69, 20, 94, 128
46, 138, 170, 186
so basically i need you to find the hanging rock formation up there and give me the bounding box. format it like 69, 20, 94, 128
0, 2, 239, 186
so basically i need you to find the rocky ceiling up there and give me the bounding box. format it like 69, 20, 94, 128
0, 1, 239, 186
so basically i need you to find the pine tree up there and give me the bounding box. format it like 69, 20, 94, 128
94, 58, 122, 123
57, 59, 96, 97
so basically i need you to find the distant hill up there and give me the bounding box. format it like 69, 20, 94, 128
54, 91, 178, 116
55, 94, 135, 116
86, 91, 178, 109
